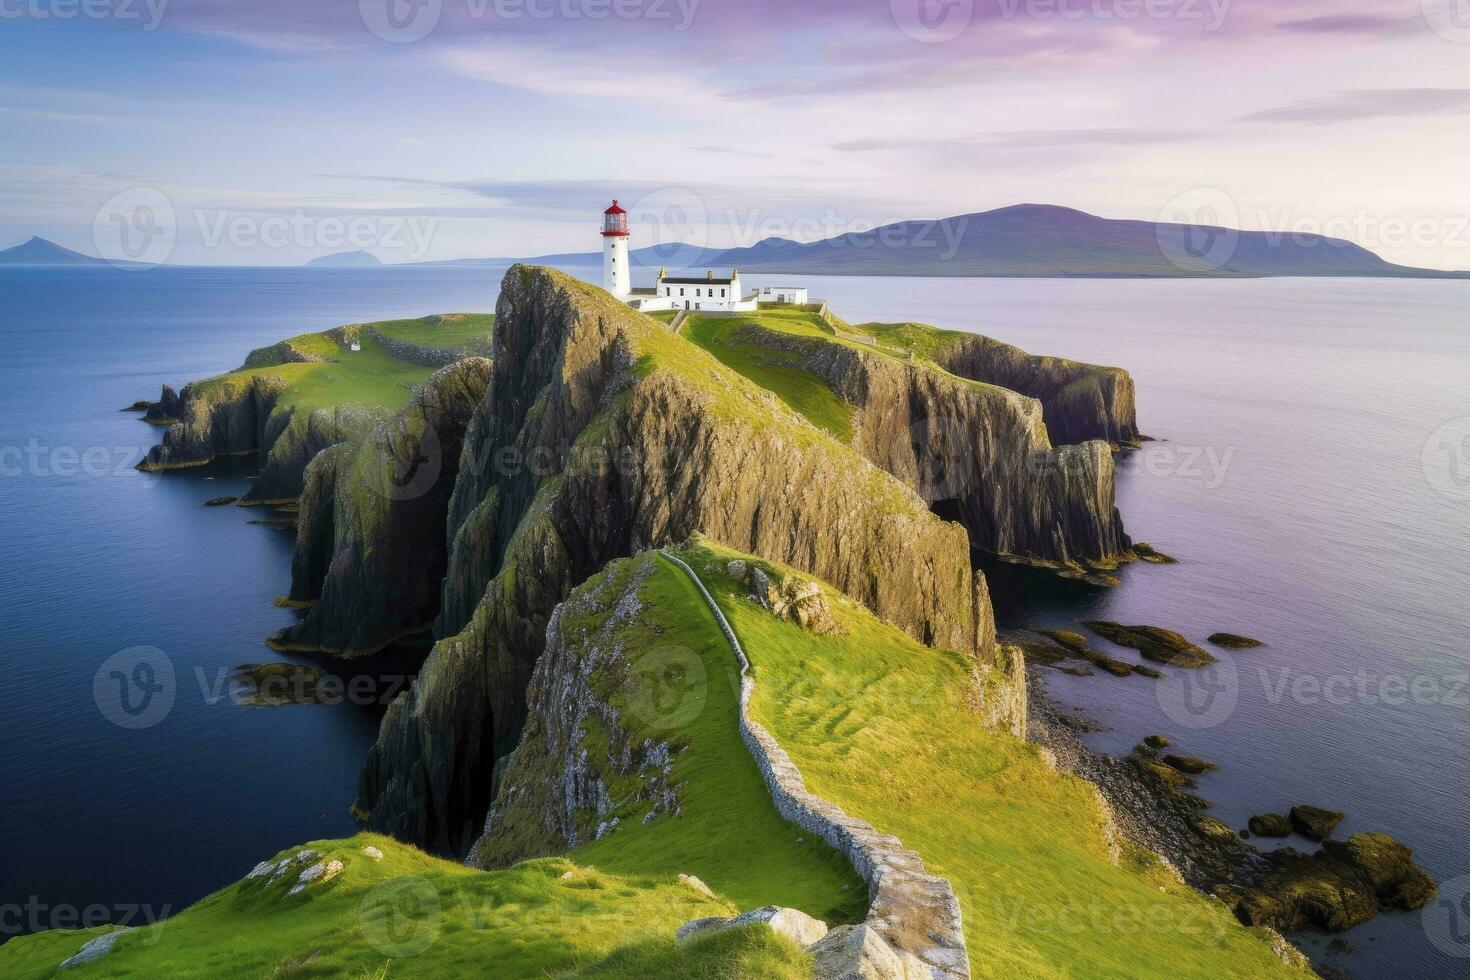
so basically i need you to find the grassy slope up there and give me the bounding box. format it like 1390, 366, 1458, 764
676, 539, 1303, 980
193, 314, 494, 417
678, 309, 1016, 445
680, 314, 855, 441
0, 834, 810, 979
480, 554, 867, 924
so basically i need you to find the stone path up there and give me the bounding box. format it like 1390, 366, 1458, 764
659, 550, 970, 979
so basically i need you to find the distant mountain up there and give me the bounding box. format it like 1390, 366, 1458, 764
697, 204, 1469, 279
0, 236, 110, 266
306, 250, 383, 268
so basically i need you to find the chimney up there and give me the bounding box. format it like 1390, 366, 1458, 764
706, 270, 713, 281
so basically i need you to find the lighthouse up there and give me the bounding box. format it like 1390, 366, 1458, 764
601, 200, 630, 298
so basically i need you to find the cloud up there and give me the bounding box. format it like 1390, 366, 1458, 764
832, 129, 1203, 151
1276, 13, 1421, 35
1241, 89, 1470, 124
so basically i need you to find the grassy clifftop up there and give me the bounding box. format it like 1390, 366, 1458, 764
3, 540, 1306, 978
0, 834, 809, 979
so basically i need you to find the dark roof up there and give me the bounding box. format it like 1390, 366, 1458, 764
661, 276, 735, 285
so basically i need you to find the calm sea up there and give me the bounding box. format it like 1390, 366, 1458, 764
1, 266, 1466, 977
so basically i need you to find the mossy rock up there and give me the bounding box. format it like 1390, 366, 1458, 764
1248, 814, 1293, 838
1237, 833, 1437, 933
1163, 754, 1218, 776
1142, 734, 1170, 750
1290, 805, 1345, 841
1082, 621, 1215, 668
1133, 542, 1178, 564
1133, 665, 1164, 679
1208, 632, 1263, 649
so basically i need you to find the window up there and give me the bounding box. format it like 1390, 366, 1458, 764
720, 289, 726, 297
696, 288, 702, 297
679, 288, 685, 296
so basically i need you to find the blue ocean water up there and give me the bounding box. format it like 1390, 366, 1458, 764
1, 266, 1466, 977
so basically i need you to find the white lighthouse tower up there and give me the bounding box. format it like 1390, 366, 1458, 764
601, 200, 630, 299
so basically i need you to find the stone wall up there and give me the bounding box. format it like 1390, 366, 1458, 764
660, 551, 970, 980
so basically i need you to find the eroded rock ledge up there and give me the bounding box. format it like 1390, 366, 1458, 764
931, 332, 1140, 448
733, 322, 1132, 573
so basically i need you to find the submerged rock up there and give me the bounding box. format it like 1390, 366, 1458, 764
1236, 833, 1436, 933
1248, 814, 1293, 838
1082, 621, 1215, 668
1208, 632, 1263, 649
231, 663, 329, 707
1132, 542, 1178, 564
1034, 628, 1135, 676
1163, 754, 1218, 776
204, 496, 239, 507
1290, 805, 1345, 842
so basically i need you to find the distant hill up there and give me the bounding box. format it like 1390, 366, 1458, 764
306, 250, 383, 268
0, 237, 111, 266
476, 205, 1465, 279
697, 204, 1469, 279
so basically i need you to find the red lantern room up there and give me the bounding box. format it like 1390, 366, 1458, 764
602, 200, 629, 237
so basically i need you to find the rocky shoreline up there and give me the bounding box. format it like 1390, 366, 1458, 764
1027, 670, 1437, 968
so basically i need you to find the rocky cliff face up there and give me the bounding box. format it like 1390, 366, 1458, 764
933, 333, 1140, 447
271, 358, 492, 657
356, 266, 992, 856
734, 324, 1130, 572
138, 374, 286, 472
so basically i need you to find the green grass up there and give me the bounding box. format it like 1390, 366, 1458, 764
673, 539, 1305, 980
679, 315, 855, 441
0, 835, 810, 980
477, 554, 867, 925
367, 314, 495, 349
193, 314, 494, 418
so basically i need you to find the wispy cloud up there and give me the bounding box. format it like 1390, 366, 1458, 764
1241, 89, 1470, 124
833, 129, 1203, 151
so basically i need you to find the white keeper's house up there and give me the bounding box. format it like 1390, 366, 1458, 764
600, 200, 805, 314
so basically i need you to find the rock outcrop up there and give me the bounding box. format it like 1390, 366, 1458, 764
270, 357, 492, 657
930, 332, 1140, 447
730, 323, 1132, 574
138, 374, 286, 472
356, 266, 993, 856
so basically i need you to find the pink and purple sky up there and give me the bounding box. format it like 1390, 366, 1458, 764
3, 0, 1469, 267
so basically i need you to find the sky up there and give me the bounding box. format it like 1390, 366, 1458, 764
2, 0, 1469, 268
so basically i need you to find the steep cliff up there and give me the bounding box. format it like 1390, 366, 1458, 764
723, 321, 1131, 572
136, 315, 495, 504
355, 266, 992, 856
931, 331, 1140, 447
270, 357, 492, 657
